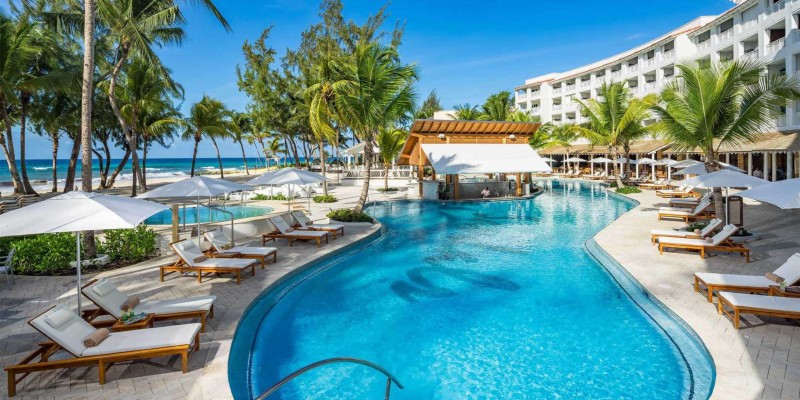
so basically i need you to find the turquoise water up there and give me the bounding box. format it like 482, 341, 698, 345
230, 180, 714, 399
144, 205, 273, 225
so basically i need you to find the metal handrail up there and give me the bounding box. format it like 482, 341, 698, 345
255, 357, 404, 400
200, 203, 235, 244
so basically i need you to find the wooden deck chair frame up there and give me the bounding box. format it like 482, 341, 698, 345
693, 276, 772, 303
4, 306, 200, 397
204, 238, 277, 269
262, 218, 330, 248
659, 239, 750, 262
80, 279, 214, 332
717, 295, 800, 330
160, 240, 256, 285
290, 212, 345, 239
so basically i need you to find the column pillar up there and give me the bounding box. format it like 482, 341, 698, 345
748, 153, 753, 175
788, 151, 794, 179
725, 153, 730, 164
516, 173, 522, 196
772, 152, 778, 181
763, 152, 770, 181
418, 164, 424, 197
635, 155, 640, 178
453, 175, 460, 200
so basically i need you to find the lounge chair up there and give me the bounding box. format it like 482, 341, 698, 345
658, 199, 713, 222
81, 278, 216, 332
658, 224, 749, 262
694, 253, 800, 302
5, 304, 201, 397
204, 230, 277, 269
162, 240, 257, 284
668, 191, 712, 208
717, 291, 800, 329
656, 185, 696, 198
263, 216, 329, 247
581, 171, 600, 179
0, 249, 14, 285
291, 211, 345, 239
650, 218, 724, 245
641, 179, 673, 190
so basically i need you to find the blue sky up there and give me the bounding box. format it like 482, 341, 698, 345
2, 0, 735, 160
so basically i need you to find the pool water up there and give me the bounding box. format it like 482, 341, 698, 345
144, 205, 273, 225
231, 180, 714, 399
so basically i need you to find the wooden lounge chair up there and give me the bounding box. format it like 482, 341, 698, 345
81, 278, 216, 332
658, 224, 750, 262
650, 218, 723, 245
694, 253, 800, 302
291, 211, 345, 239
204, 230, 277, 269
162, 240, 257, 284
658, 199, 713, 222
717, 291, 800, 329
668, 191, 711, 208
656, 185, 696, 198
637, 179, 667, 189
5, 304, 201, 397
263, 216, 329, 247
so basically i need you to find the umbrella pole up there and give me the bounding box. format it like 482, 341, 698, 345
307, 185, 311, 215
725, 187, 729, 225
76, 232, 82, 314
197, 196, 202, 249
288, 184, 292, 212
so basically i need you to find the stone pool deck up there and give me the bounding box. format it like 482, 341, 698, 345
595, 189, 800, 400
0, 184, 402, 399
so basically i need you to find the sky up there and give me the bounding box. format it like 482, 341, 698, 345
1, 0, 736, 161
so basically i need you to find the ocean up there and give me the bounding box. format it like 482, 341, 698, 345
0, 157, 290, 191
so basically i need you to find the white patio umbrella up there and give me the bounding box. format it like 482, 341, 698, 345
636, 157, 660, 180
590, 157, 613, 174
248, 168, 330, 213
137, 176, 253, 248
540, 157, 557, 168
673, 162, 745, 176
679, 170, 768, 223
660, 158, 679, 179
670, 159, 700, 169
0, 191, 168, 313
737, 178, 800, 209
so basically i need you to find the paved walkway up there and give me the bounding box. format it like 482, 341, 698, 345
595, 189, 800, 400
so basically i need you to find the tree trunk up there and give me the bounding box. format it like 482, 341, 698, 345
64, 136, 81, 192
318, 142, 328, 195
384, 163, 389, 190
189, 134, 202, 176
624, 150, 632, 179
107, 46, 143, 196
611, 148, 624, 188
81, 0, 98, 257
705, 152, 725, 218
353, 131, 374, 213
141, 138, 148, 190
18, 94, 37, 195
0, 114, 24, 193
51, 134, 59, 192
238, 138, 249, 175
210, 136, 224, 178
107, 148, 131, 188
91, 148, 105, 188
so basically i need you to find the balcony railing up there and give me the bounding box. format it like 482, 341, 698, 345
580, 81, 591, 88
767, 0, 786, 15
742, 48, 758, 60
552, 104, 562, 111
530, 90, 540, 97
662, 49, 674, 59
794, 111, 800, 125
553, 88, 562, 95
611, 70, 622, 78
643, 58, 657, 67
739, 19, 757, 34
777, 114, 787, 127
566, 84, 576, 92
766, 37, 786, 55
643, 82, 657, 92
696, 39, 711, 51
718, 29, 733, 43
627, 64, 638, 72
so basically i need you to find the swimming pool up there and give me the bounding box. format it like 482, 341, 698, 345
143, 205, 274, 225
230, 180, 714, 399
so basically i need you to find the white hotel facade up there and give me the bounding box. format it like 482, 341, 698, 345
514, 0, 800, 180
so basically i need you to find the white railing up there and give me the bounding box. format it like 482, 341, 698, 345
530, 90, 540, 97
696, 39, 711, 51
662, 49, 674, 60
580, 81, 591, 88
718, 29, 733, 43
553, 88, 563, 95
739, 19, 757, 34
627, 64, 639, 73
663, 76, 675, 85
552, 104, 562, 111
566, 84, 576, 92
742, 48, 758, 60
766, 37, 785, 55
531, 107, 540, 113
611, 70, 622, 78
643, 82, 657, 92
767, 0, 786, 15
776, 114, 787, 127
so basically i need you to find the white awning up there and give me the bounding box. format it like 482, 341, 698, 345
421, 144, 552, 174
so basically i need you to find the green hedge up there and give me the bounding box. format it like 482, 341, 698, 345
327, 209, 373, 223
377, 187, 399, 192
98, 226, 158, 263
616, 186, 642, 195
252, 193, 288, 200
313, 195, 337, 203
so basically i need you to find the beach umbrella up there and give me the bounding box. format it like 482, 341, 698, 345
679, 170, 768, 223
673, 162, 744, 176
0, 191, 168, 313
737, 178, 800, 209
563, 157, 586, 163
248, 168, 330, 213
660, 158, 679, 179
590, 157, 613, 174
137, 176, 253, 248
635, 158, 660, 180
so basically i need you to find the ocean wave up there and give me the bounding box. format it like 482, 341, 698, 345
32, 167, 53, 170
117, 171, 188, 180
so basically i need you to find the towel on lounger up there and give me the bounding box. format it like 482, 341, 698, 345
83, 328, 110, 348
194, 255, 208, 263
121, 296, 140, 311
766, 272, 785, 284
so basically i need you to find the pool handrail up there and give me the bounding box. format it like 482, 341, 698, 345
254, 357, 404, 400
200, 203, 235, 244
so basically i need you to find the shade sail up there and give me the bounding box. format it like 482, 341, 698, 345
421, 144, 552, 174
136, 176, 252, 199
737, 179, 800, 209
0, 191, 168, 237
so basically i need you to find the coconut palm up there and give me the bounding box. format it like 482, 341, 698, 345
573, 82, 656, 188
230, 111, 253, 175
181, 95, 230, 177
450, 103, 481, 120
651, 60, 800, 215
508, 110, 540, 123
264, 136, 285, 168
376, 128, 406, 190
331, 41, 417, 213
479, 91, 513, 121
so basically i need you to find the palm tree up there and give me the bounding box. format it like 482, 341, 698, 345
264, 136, 285, 168
414, 90, 442, 119
508, 110, 540, 123
30, 92, 79, 192
574, 82, 656, 188
450, 103, 481, 120
181, 95, 229, 177
230, 111, 253, 175
332, 41, 418, 213
376, 128, 406, 190
651, 60, 800, 215
479, 91, 513, 121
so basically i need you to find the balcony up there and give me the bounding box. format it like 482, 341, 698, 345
718, 29, 733, 43
580, 81, 591, 88
553, 88, 563, 95
767, 0, 786, 15
627, 64, 639, 73
530, 106, 540, 114
566, 84, 576, 92
742, 48, 758, 61
766, 37, 786, 55
643, 58, 657, 67
530, 90, 540, 97
662, 49, 674, 60
643, 82, 657, 92
739, 19, 757, 34
696, 39, 711, 51
611, 70, 622, 79
777, 114, 787, 127
552, 104, 563, 111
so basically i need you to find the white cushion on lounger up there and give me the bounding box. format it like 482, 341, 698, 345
651, 219, 723, 239
719, 292, 800, 313
134, 296, 216, 315
92, 280, 116, 297
30, 304, 97, 356
82, 323, 201, 357
694, 273, 773, 288
662, 225, 737, 247
44, 307, 75, 329
270, 217, 328, 237
204, 230, 277, 256
82, 279, 131, 319
193, 258, 255, 269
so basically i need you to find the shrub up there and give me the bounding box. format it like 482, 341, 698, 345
327, 209, 373, 223
252, 193, 287, 201
313, 194, 337, 203
616, 186, 642, 195
377, 187, 399, 192
686, 221, 708, 232
99, 225, 158, 263
11, 233, 76, 275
